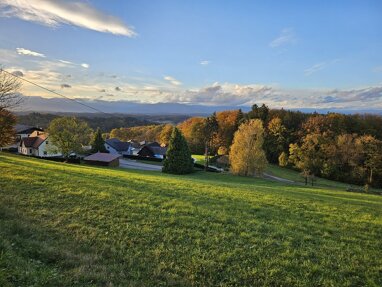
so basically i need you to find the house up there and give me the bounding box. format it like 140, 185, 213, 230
127, 140, 141, 155
105, 138, 131, 155
2, 124, 43, 151
15, 124, 43, 142
18, 131, 61, 157
83, 152, 120, 167
137, 144, 167, 159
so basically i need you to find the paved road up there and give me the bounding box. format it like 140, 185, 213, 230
120, 159, 162, 171
263, 173, 295, 183
119, 159, 295, 184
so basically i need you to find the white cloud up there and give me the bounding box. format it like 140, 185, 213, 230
269, 28, 296, 48
200, 60, 210, 65
373, 66, 382, 73
164, 76, 182, 86
16, 47, 45, 57
81, 63, 89, 68
0, 0, 136, 37
304, 62, 326, 76
304, 59, 340, 76
59, 59, 73, 64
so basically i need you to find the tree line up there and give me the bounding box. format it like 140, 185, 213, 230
109, 104, 382, 187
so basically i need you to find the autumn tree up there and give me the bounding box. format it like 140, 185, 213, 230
0, 108, 17, 147
0, 69, 23, 149
90, 128, 107, 153
162, 128, 194, 174
157, 124, 173, 146
215, 110, 241, 153
110, 125, 164, 142
178, 117, 206, 154
265, 117, 287, 163
278, 152, 288, 167
229, 119, 267, 176
47, 117, 92, 157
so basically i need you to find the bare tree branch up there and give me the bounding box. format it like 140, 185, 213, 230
0, 68, 23, 109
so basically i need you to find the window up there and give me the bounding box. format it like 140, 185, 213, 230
44, 151, 47, 155
46, 141, 49, 144
29, 149, 32, 153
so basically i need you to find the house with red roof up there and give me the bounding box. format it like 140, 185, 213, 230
18, 131, 61, 157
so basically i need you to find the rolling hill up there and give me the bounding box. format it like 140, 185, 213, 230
0, 153, 381, 286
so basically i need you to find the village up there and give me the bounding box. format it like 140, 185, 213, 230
6, 124, 168, 168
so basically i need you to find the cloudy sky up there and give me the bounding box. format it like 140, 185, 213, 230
0, 0, 381, 112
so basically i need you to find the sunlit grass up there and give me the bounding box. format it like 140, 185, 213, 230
0, 153, 381, 286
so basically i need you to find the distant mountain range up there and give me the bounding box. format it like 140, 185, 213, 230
16, 96, 382, 115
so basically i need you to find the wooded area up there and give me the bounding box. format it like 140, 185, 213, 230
109, 105, 382, 187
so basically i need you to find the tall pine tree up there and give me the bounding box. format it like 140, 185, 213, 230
162, 127, 194, 174
90, 128, 107, 153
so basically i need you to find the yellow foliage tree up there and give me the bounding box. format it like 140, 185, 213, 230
229, 119, 268, 176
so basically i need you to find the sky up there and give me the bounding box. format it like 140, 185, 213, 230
0, 0, 381, 113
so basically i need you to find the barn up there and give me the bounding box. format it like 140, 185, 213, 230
83, 152, 120, 167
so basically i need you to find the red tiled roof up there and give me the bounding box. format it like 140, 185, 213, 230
20, 133, 48, 148
21, 137, 38, 148
84, 152, 120, 162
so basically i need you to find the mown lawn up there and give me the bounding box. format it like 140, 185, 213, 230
0, 153, 381, 286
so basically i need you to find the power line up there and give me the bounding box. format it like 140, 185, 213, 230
0, 68, 108, 114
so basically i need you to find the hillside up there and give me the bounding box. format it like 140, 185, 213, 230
16, 112, 153, 132
0, 153, 381, 286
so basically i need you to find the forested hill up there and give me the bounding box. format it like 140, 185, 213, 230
16, 112, 154, 132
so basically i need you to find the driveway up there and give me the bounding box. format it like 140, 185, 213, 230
119, 159, 162, 171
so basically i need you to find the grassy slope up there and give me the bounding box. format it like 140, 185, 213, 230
0, 153, 381, 286
267, 165, 382, 193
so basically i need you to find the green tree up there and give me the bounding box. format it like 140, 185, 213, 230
248, 103, 269, 122
229, 119, 268, 176
203, 112, 219, 170
0, 108, 16, 148
355, 135, 382, 185
162, 128, 194, 174
47, 117, 92, 157
90, 127, 107, 153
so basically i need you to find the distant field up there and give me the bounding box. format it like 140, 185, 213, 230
1, 153, 381, 286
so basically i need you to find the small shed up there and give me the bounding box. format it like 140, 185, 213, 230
83, 152, 120, 167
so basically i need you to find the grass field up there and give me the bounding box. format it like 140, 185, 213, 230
1, 153, 382, 286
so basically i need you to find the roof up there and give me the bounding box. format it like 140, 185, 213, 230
149, 146, 167, 155
21, 137, 38, 148
128, 140, 141, 148
138, 145, 167, 156
20, 133, 47, 148
105, 138, 131, 152
84, 152, 120, 162
15, 124, 43, 134
146, 142, 161, 147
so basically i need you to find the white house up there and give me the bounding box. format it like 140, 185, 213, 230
19, 131, 61, 157
105, 138, 132, 155
1, 124, 43, 150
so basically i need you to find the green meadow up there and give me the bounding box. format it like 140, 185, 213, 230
0, 153, 381, 286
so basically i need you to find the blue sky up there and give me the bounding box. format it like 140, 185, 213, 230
0, 0, 381, 111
